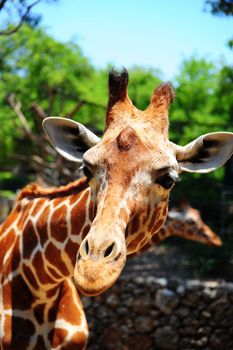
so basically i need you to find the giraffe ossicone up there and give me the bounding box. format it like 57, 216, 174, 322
0, 67, 232, 349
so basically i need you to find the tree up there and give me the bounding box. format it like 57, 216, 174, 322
0, 25, 106, 184
0, 0, 56, 35
205, 0, 233, 47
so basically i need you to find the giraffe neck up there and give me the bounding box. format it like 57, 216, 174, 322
0, 178, 93, 299
0, 178, 91, 350
128, 214, 193, 256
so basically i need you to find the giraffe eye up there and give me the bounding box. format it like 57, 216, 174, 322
82, 166, 93, 181
156, 174, 175, 189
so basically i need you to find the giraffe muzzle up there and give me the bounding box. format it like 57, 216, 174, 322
74, 236, 126, 296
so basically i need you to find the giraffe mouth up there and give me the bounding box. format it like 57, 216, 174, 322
73, 257, 126, 296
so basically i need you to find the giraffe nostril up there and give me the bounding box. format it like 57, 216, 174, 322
104, 242, 115, 258
84, 240, 89, 255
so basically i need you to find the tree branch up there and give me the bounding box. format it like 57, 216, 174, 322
0, 0, 42, 36
0, 0, 8, 11
31, 102, 48, 120
6, 93, 36, 141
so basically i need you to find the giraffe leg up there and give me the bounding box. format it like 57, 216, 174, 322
50, 278, 89, 350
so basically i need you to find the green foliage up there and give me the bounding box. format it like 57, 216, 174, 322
128, 66, 162, 110
170, 57, 225, 145
185, 236, 233, 279
0, 25, 101, 166
0, 25, 232, 194
205, 0, 233, 17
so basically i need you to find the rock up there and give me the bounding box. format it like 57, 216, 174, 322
182, 290, 201, 306
81, 297, 92, 309
169, 315, 180, 327
132, 296, 151, 314
176, 285, 186, 295
154, 326, 179, 350
201, 311, 211, 319
145, 276, 165, 287
186, 279, 202, 289
155, 277, 168, 288
156, 288, 179, 315
98, 325, 122, 350
83, 274, 233, 350
175, 306, 190, 318
126, 334, 152, 350
197, 326, 211, 336
209, 296, 229, 312
195, 336, 208, 348
203, 287, 217, 301
210, 334, 224, 350
117, 306, 128, 316
180, 326, 196, 336
135, 316, 157, 333
106, 294, 118, 309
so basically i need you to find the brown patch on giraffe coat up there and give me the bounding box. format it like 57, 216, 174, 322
71, 191, 89, 235
12, 274, 34, 310
151, 233, 161, 244
148, 207, 160, 232
69, 191, 83, 206
47, 266, 62, 280
22, 264, 40, 292
11, 236, 21, 271
159, 227, 166, 236
57, 281, 82, 326
22, 221, 38, 260
0, 228, 15, 268
48, 303, 58, 323
2, 281, 12, 309
30, 198, 45, 216
33, 303, 45, 325
49, 328, 68, 348
89, 200, 95, 221
3, 315, 12, 348
36, 205, 50, 246
34, 335, 47, 350
127, 232, 145, 251
11, 316, 35, 350
47, 285, 60, 298
163, 205, 168, 216
50, 204, 68, 242
45, 242, 70, 276
151, 219, 165, 234
68, 333, 87, 350
32, 251, 56, 284
138, 242, 151, 253
130, 215, 140, 235
65, 239, 79, 266
53, 196, 66, 207
81, 225, 91, 240
17, 201, 33, 230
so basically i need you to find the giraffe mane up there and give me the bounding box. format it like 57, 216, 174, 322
17, 177, 89, 200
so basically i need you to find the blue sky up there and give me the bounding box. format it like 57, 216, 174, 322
37, 0, 233, 79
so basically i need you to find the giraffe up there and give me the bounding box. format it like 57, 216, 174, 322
131, 202, 222, 256
0, 68, 232, 349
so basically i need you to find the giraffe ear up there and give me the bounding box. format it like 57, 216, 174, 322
43, 117, 101, 163
174, 132, 233, 173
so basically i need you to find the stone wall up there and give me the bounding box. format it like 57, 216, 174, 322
82, 276, 233, 350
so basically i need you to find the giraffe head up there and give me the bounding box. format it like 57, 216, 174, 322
43, 68, 233, 296
168, 202, 222, 246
